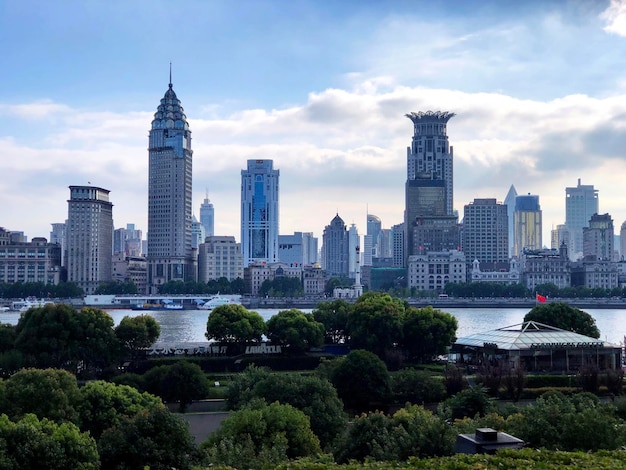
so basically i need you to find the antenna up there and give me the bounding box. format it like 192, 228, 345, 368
169, 62, 172, 88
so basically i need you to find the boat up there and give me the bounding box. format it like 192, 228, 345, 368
198, 295, 240, 311
132, 299, 184, 311
9, 298, 53, 312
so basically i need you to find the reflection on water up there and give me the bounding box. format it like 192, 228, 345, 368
0, 307, 624, 345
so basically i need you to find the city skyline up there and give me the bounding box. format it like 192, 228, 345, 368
3, 1, 626, 244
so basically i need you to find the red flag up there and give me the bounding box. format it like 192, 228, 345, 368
536, 293, 547, 303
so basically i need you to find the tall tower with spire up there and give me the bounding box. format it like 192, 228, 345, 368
146, 70, 195, 293
199, 189, 214, 238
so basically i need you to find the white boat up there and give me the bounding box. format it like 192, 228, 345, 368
198, 295, 241, 311
9, 298, 52, 312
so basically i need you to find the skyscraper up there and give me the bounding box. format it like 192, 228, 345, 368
147, 76, 195, 293
513, 194, 542, 256
199, 190, 214, 237
462, 198, 508, 272
565, 179, 598, 260
367, 213, 382, 258
241, 159, 279, 267
66, 185, 113, 294
404, 111, 456, 264
503, 184, 518, 257
583, 213, 614, 261
322, 214, 349, 278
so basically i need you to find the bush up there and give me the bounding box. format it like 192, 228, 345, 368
438, 387, 495, 421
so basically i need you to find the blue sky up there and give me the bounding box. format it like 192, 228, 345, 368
2, 0, 626, 250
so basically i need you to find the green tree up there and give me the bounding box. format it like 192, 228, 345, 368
312, 299, 352, 344
14, 304, 120, 374
205, 304, 266, 343
401, 306, 457, 362
347, 292, 405, 357
524, 302, 600, 338
266, 309, 324, 353
78, 380, 164, 439
98, 405, 198, 470
259, 276, 304, 297
329, 349, 392, 414
0, 414, 99, 470
325, 277, 352, 296
391, 368, 446, 404
3, 368, 81, 424
202, 400, 320, 469
234, 370, 347, 450
115, 314, 161, 354
438, 387, 496, 421
95, 280, 139, 295
144, 361, 210, 412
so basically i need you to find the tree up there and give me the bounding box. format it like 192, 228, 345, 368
438, 387, 496, 421
347, 292, 405, 357
202, 401, 320, 469
115, 314, 161, 354
78, 380, 164, 439
95, 280, 138, 295
98, 406, 198, 470
205, 304, 266, 343
524, 302, 600, 338
401, 306, 457, 362
329, 349, 392, 414
0, 414, 99, 470
266, 309, 324, 353
14, 304, 120, 374
233, 370, 347, 449
391, 368, 446, 404
144, 361, 210, 412
2, 368, 82, 424
312, 299, 352, 344
258, 276, 304, 297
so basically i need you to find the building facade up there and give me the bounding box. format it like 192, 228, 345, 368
503, 185, 518, 257
147, 78, 195, 293
278, 232, 318, 267
322, 214, 350, 278
197, 236, 243, 283
407, 250, 466, 293
583, 213, 614, 261
66, 185, 113, 294
199, 190, 214, 238
513, 194, 542, 256
521, 246, 570, 290
244, 262, 302, 296
241, 159, 279, 267
111, 254, 148, 293
0, 228, 62, 285
565, 179, 598, 260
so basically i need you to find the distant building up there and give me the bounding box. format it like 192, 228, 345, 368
113, 224, 143, 257
407, 250, 466, 293
565, 179, 598, 260
111, 254, 147, 293
571, 259, 619, 290
49, 223, 66, 266
322, 214, 350, 278
583, 213, 614, 261
0, 228, 62, 285
391, 223, 405, 268
278, 232, 318, 267
198, 236, 243, 282
367, 213, 382, 258
244, 262, 301, 296
66, 185, 113, 294
302, 264, 326, 296
621, 221, 626, 260
503, 185, 518, 258
191, 216, 205, 249
348, 223, 360, 279
513, 194, 542, 256
241, 159, 279, 267
147, 78, 196, 292
199, 190, 215, 237
470, 259, 520, 285
521, 245, 570, 290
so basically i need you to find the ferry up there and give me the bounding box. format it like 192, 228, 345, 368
198, 295, 241, 311
132, 299, 184, 311
9, 298, 53, 312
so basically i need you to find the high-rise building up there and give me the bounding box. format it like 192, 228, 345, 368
191, 216, 205, 250
620, 221, 626, 260
367, 213, 382, 258
66, 185, 113, 294
462, 198, 508, 271
278, 232, 318, 267
199, 190, 214, 237
50, 223, 66, 266
198, 236, 243, 282
583, 213, 614, 261
113, 223, 143, 256
322, 214, 349, 278
513, 194, 542, 256
565, 179, 598, 260
391, 223, 405, 268
404, 111, 455, 264
147, 77, 195, 293
241, 159, 279, 267
503, 185, 518, 257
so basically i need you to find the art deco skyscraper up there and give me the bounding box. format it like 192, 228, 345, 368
66, 185, 113, 294
147, 77, 195, 293
199, 190, 214, 237
241, 159, 279, 267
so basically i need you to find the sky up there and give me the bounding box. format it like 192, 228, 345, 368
2, 0, 626, 245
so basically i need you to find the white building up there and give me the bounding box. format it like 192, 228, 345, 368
241, 159, 279, 267
470, 259, 520, 284
198, 236, 243, 282
407, 250, 466, 293
565, 179, 598, 260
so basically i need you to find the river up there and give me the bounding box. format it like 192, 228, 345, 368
1, 307, 623, 345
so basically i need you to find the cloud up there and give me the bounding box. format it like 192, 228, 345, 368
601, 0, 626, 36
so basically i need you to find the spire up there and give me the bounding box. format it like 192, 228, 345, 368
169, 62, 172, 89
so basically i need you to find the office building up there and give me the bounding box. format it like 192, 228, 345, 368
241, 159, 279, 267
198, 236, 243, 282
112, 254, 148, 293
407, 250, 466, 293
147, 77, 195, 293
503, 185, 518, 257
278, 232, 318, 267
50, 223, 66, 266
66, 185, 113, 294
583, 213, 614, 261
367, 213, 382, 258
565, 179, 598, 260
191, 216, 205, 249
513, 194, 542, 256
0, 228, 62, 285
113, 223, 143, 257
462, 198, 508, 272
322, 214, 350, 278
199, 190, 214, 237
391, 222, 405, 268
